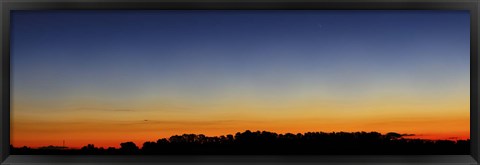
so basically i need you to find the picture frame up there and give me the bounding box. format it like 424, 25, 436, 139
1, 0, 479, 164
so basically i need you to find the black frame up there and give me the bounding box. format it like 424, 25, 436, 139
0, 0, 479, 164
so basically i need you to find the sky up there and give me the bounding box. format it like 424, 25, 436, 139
10, 10, 470, 148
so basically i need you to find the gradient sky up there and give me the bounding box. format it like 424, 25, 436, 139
10, 10, 470, 148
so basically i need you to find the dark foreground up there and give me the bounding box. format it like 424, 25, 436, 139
11, 130, 469, 155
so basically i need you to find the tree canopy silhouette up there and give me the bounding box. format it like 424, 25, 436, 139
11, 130, 469, 155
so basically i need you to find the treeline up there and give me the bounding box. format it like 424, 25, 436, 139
11, 130, 469, 155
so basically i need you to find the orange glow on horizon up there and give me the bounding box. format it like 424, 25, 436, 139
11, 113, 470, 149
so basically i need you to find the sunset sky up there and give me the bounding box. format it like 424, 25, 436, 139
10, 10, 470, 148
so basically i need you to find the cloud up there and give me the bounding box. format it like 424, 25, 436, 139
141, 119, 237, 125
111, 109, 135, 112
401, 133, 415, 137
74, 107, 135, 112
116, 119, 264, 126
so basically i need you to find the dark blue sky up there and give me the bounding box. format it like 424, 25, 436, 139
11, 10, 469, 115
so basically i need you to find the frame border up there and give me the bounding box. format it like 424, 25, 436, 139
1, 0, 479, 164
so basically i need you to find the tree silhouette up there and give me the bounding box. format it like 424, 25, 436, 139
81, 144, 96, 152
120, 142, 139, 154
386, 132, 402, 140
10, 130, 470, 155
